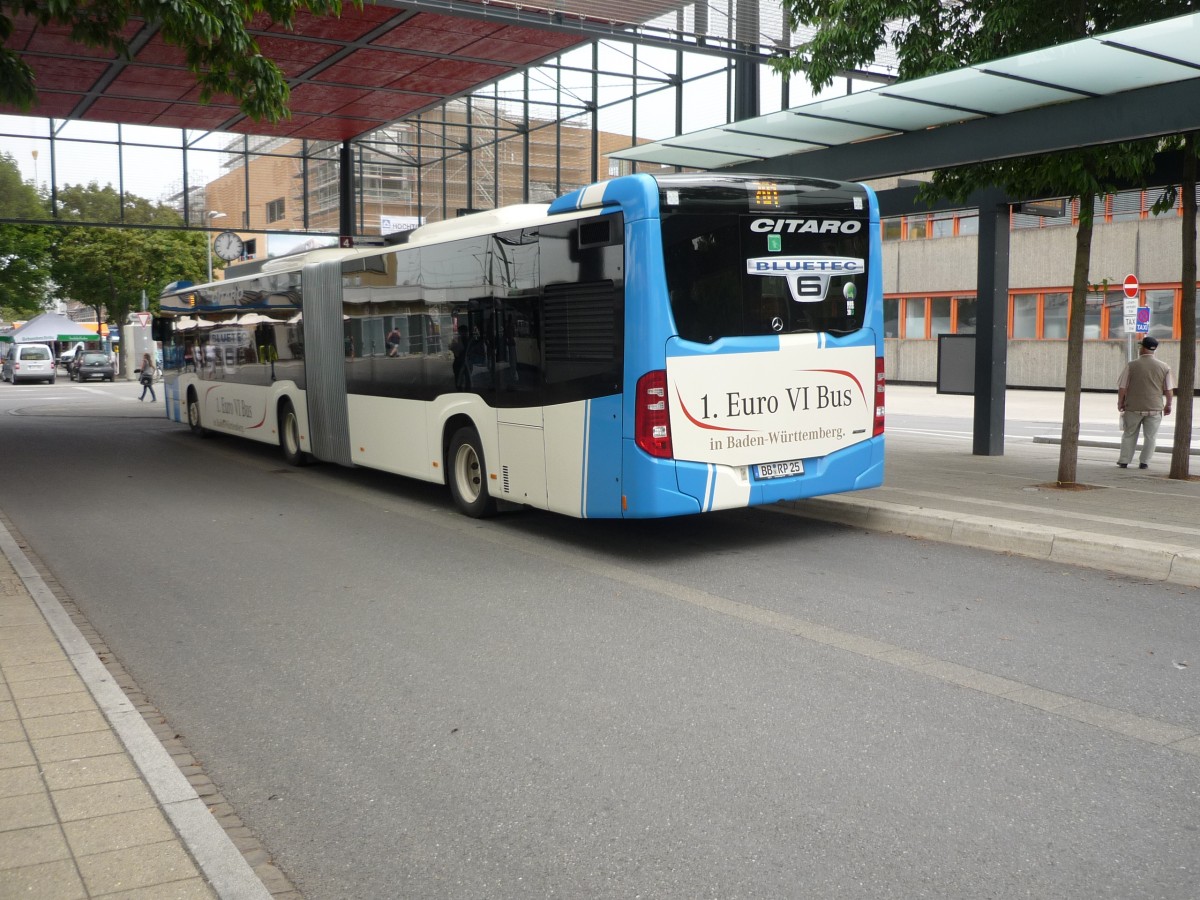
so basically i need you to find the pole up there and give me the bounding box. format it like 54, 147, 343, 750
205, 210, 226, 283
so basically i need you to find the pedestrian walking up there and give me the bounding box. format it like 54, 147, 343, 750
138, 352, 157, 402
1116, 336, 1174, 469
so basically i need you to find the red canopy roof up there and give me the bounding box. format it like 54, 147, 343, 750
2, 6, 587, 141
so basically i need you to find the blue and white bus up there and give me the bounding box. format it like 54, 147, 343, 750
158, 172, 884, 518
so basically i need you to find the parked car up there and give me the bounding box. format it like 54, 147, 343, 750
71, 350, 115, 382
66, 345, 100, 380
2, 343, 57, 384
58, 341, 84, 368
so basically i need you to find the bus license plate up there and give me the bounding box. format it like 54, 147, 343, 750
756, 459, 804, 479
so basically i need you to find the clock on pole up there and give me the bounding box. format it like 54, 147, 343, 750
213, 230, 244, 261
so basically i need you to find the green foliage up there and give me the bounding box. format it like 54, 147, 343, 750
45, 181, 208, 324
776, 2, 1195, 86
55, 182, 187, 226
52, 225, 207, 325
0, 152, 53, 317
0, 151, 42, 218
0, 222, 53, 318
774, 1, 1194, 202
0, 0, 357, 122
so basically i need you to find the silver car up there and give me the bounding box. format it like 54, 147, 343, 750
2, 343, 57, 384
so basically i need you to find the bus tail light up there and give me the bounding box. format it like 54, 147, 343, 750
635, 370, 673, 459
874, 356, 886, 436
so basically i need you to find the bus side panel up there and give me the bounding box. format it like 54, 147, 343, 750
619, 215, 675, 405
210, 380, 295, 446
543, 396, 622, 518
167, 370, 313, 452
494, 405, 547, 509
543, 402, 585, 516
164, 370, 185, 423
619, 440, 703, 518
347, 395, 433, 478
583, 395, 623, 518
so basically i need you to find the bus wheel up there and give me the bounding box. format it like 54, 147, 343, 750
279, 400, 307, 466
448, 426, 496, 518
187, 390, 207, 437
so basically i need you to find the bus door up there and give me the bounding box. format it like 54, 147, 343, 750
475, 294, 548, 508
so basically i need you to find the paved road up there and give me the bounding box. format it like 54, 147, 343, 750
1, 382, 1197, 899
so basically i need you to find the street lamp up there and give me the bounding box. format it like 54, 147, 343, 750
205, 210, 227, 282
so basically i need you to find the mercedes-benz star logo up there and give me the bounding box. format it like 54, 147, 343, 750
771, 316, 784, 332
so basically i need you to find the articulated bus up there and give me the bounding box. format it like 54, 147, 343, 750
158, 173, 885, 518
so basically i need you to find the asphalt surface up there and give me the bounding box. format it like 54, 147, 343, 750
0, 381, 1197, 898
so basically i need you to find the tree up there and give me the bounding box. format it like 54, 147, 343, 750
0, 152, 53, 319
774, 1, 1195, 484
50, 183, 209, 329
1150, 134, 1197, 480
1, 0, 354, 123
55, 182, 189, 227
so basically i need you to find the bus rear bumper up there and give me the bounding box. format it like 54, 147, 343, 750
617, 435, 885, 518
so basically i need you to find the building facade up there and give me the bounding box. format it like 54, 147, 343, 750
880, 188, 1198, 390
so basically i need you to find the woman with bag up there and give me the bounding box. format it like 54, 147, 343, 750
138, 352, 156, 402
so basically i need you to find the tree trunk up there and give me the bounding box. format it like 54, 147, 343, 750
1169, 132, 1196, 480
1056, 197, 1095, 485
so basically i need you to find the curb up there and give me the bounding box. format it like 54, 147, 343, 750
780, 496, 1200, 589
1033, 435, 1200, 455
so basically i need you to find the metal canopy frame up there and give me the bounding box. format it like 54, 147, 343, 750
611, 12, 1200, 177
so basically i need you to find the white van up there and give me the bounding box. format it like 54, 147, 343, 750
58, 341, 85, 367
2, 343, 57, 384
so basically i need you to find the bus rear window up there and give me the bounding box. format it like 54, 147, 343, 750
662, 213, 868, 344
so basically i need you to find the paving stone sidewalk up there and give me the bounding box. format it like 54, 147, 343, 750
0, 521, 279, 900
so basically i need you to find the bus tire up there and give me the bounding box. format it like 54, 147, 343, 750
278, 399, 307, 467
186, 389, 208, 437
448, 426, 496, 518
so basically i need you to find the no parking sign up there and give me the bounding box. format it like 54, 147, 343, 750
1136, 305, 1150, 334
1122, 274, 1142, 333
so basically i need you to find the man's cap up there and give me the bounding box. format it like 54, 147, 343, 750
1141, 336, 1159, 350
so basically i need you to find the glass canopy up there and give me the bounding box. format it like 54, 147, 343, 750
612, 11, 1200, 169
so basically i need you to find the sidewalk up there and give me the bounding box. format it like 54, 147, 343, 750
783, 385, 1200, 589
0, 522, 271, 899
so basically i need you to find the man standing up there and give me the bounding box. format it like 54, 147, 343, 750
1116, 336, 1174, 469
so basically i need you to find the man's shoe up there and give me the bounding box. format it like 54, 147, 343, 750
1139, 463, 1149, 469
1117, 463, 1128, 468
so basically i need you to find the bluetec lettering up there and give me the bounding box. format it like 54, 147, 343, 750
747, 256, 863, 274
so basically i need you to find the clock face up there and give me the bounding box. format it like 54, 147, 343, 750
213, 230, 244, 261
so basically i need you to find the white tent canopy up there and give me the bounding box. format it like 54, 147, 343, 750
10, 313, 100, 344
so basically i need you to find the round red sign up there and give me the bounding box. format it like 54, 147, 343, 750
1123, 274, 1139, 298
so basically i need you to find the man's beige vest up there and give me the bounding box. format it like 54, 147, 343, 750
1123, 354, 1171, 412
